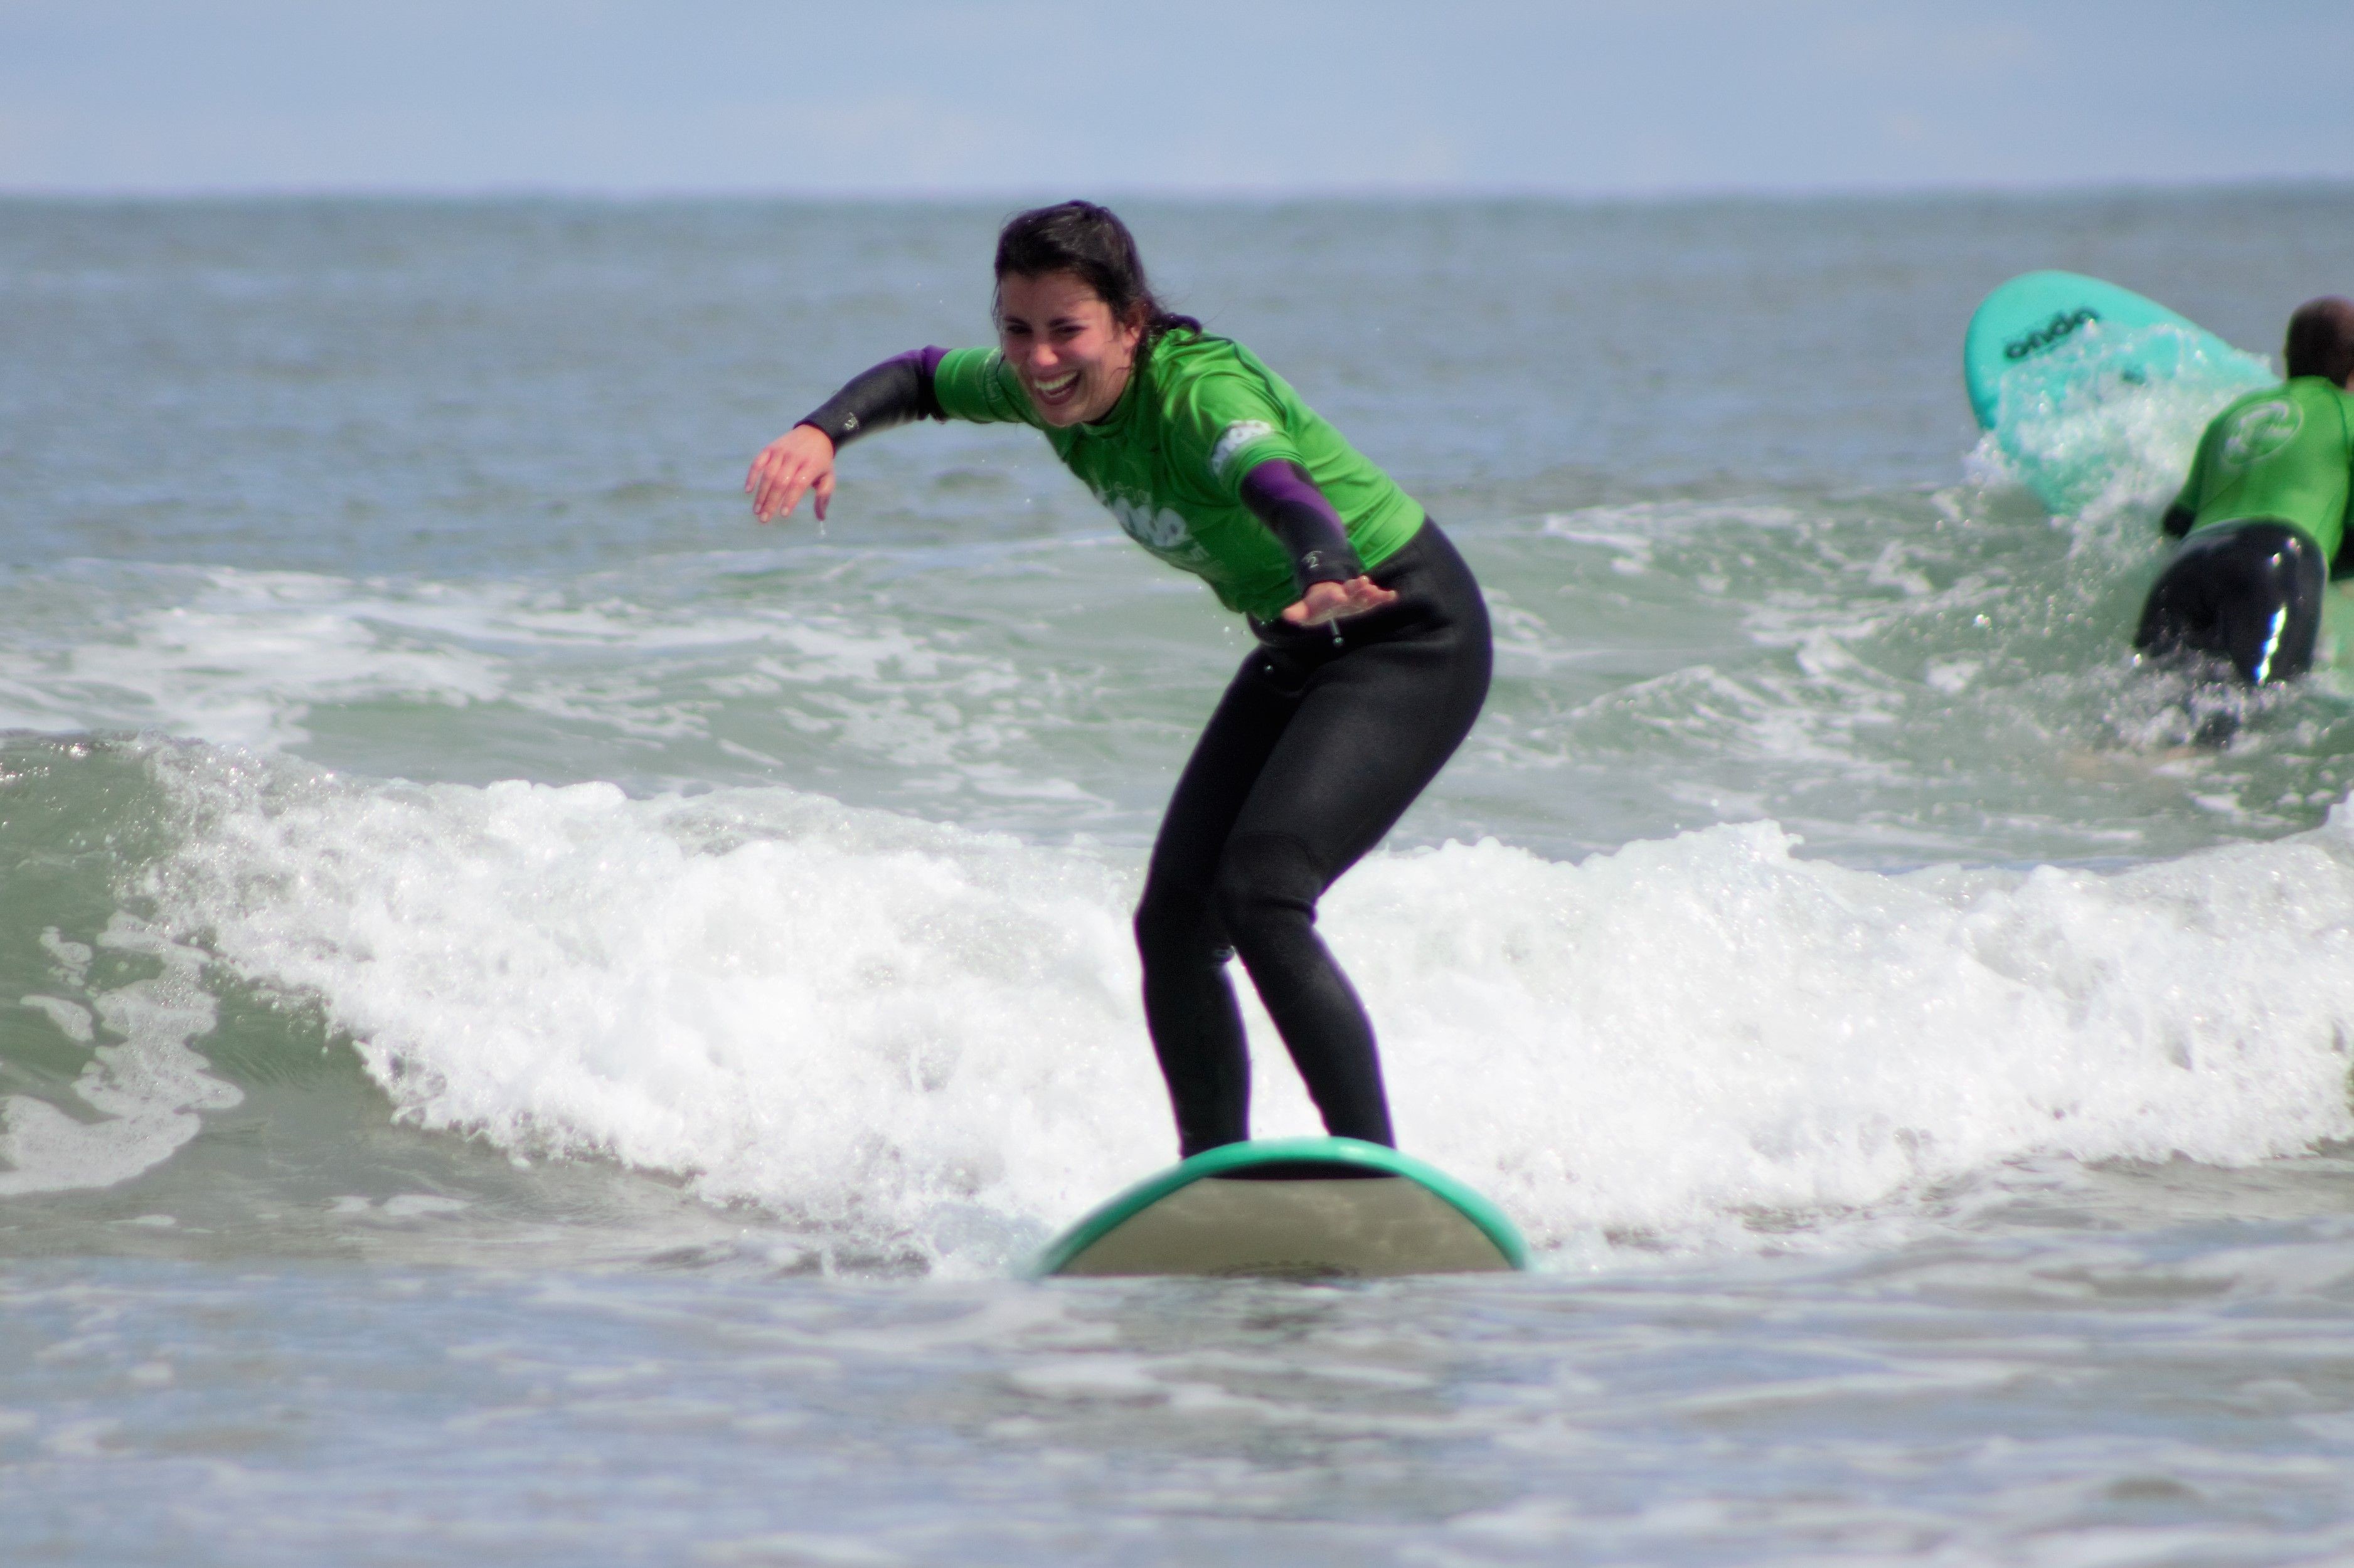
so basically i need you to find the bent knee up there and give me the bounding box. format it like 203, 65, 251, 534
1211, 832, 1326, 936
1134, 876, 1223, 961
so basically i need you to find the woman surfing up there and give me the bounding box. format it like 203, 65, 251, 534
745, 201, 1491, 1158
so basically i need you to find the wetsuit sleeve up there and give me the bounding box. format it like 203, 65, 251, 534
1240, 460, 1363, 590
794, 348, 949, 449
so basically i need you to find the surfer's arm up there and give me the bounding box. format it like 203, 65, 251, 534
796, 347, 949, 449
1240, 460, 1361, 589
1238, 459, 1398, 626
2162, 432, 2216, 540
747, 348, 947, 522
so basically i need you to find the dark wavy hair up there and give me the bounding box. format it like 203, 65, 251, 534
2286, 297, 2354, 385
992, 201, 1200, 349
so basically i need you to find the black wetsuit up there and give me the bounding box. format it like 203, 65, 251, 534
2136, 521, 2325, 686
1132, 521, 1491, 1155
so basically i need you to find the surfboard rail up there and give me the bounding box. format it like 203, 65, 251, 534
1029, 1136, 1531, 1279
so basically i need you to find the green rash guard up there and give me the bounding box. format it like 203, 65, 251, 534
930, 330, 1424, 621
2173, 377, 2354, 564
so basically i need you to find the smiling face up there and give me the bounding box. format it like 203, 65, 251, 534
995, 270, 1145, 426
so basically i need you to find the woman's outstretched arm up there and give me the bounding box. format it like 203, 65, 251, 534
747, 347, 947, 522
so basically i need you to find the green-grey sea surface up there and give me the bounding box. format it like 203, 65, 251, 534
8, 190, 2354, 1565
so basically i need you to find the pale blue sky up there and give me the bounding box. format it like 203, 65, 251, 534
3, 1, 2349, 196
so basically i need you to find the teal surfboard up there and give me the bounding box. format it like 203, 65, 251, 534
1032, 1137, 1529, 1279
1963, 270, 2274, 514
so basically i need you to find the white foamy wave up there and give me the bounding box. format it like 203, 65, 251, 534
0, 566, 509, 751
0, 916, 243, 1197
138, 745, 2354, 1270
141, 746, 1172, 1266
1340, 827, 2354, 1253
0, 562, 947, 750
0, 561, 1114, 816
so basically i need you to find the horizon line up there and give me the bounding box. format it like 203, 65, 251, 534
4, 174, 2352, 206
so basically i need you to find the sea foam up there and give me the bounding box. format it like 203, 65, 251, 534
1, 916, 241, 1197
128, 744, 2354, 1272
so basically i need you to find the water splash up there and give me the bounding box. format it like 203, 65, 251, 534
113, 743, 2354, 1273
1967, 320, 2274, 524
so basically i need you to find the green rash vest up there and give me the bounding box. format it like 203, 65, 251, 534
2173, 377, 2354, 564
930, 330, 1424, 621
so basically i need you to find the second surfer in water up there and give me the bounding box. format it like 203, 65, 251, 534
745, 201, 1491, 1157
2136, 295, 2354, 688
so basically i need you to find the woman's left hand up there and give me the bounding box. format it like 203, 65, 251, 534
1280, 576, 1398, 627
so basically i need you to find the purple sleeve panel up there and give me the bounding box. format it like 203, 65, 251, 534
794, 347, 948, 448
1240, 459, 1364, 591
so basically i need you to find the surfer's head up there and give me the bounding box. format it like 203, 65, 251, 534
2284, 297, 2354, 387
992, 202, 1200, 426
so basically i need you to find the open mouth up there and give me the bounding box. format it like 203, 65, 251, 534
1030, 369, 1082, 408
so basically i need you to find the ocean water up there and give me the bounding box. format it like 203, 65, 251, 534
8, 189, 2354, 1564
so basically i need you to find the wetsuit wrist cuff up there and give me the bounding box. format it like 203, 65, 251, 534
1292, 548, 1360, 589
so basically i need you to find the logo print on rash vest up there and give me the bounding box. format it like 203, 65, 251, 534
2223, 398, 2304, 469
1208, 420, 1277, 481
1107, 492, 1207, 562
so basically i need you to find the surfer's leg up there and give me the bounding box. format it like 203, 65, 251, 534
2136, 520, 2325, 685
1136, 660, 1298, 1155
1213, 524, 1493, 1147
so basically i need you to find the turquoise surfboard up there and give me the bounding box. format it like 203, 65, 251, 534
1963, 270, 2274, 514
1032, 1136, 1529, 1279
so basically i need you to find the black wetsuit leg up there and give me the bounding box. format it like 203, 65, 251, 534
1132, 522, 1493, 1157
2134, 519, 2325, 685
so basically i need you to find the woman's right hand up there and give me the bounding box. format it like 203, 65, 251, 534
746, 425, 837, 522
1280, 576, 1398, 627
